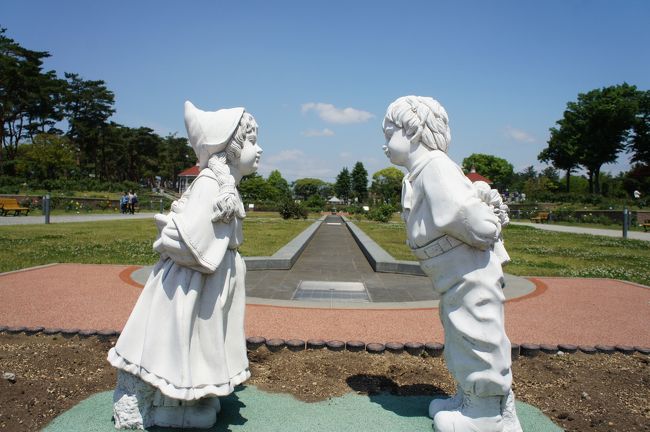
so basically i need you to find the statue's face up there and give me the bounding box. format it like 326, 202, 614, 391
237, 132, 263, 176
382, 122, 410, 167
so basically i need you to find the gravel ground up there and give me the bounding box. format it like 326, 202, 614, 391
1, 333, 649, 432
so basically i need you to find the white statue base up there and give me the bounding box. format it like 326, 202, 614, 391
112, 371, 220, 429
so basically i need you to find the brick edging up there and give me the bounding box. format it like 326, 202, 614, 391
1, 328, 647, 357
242, 336, 650, 357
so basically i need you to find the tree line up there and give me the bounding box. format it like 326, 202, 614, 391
3, 27, 646, 204
1, 28, 194, 188
538, 83, 649, 195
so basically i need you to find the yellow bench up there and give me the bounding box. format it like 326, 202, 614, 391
642, 223, 650, 232
0, 198, 30, 216
530, 211, 549, 223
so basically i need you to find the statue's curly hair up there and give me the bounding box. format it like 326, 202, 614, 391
383, 96, 451, 153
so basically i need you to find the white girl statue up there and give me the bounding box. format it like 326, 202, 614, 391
382, 96, 521, 432
108, 101, 262, 429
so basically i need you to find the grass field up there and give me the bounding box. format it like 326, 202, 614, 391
354, 220, 650, 286
0, 216, 314, 273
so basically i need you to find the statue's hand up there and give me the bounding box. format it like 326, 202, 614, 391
153, 220, 200, 268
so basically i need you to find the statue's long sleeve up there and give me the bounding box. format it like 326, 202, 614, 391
413, 153, 500, 250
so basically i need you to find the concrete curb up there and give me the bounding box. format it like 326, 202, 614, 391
245, 216, 325, 270
2, 329, 648, 357
343, 218, 425, 276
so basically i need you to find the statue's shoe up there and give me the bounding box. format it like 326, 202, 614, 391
433, 394, 503, 432
502, 390, 523, 432
429, 388, 463, 418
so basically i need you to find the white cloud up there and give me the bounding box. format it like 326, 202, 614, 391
257, 149, 335, 181
504, 126, 536, 143
339, 152, 351, 159
301, 102, 374, 124
302, 128, 335, 137
265, 149, 304, 164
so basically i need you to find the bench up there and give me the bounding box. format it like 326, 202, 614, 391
642, 223, 650, 232
0, 198, 30, 216
530, 211, 549, 223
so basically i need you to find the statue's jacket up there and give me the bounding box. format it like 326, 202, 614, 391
402, 150, 503, 293
404, 150, 513, 396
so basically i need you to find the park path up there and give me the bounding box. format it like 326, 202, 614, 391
511, 221, 650, 241
0, 212, 155, 226
246, 215, 437, 302
0, 263, 648, 347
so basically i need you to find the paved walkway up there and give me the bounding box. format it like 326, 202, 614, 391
0, 212, 155, 226
511, 221, 650, 241
1, 263, 648, 346
0, 214, 648, 345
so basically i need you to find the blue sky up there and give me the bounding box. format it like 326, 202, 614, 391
4, 1, 650, 182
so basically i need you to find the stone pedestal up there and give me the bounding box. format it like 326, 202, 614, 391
112, 371, 220, 429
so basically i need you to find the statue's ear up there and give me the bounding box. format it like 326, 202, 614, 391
409, 125, 423, 145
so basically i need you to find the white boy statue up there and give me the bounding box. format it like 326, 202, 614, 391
382, 96, 521, 432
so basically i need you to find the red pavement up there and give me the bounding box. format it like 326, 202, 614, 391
0, 264, 648, 347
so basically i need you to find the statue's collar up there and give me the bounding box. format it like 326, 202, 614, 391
407, 150, 447, 182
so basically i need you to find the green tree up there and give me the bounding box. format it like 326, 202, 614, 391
370, 167, 404, 205
159, 134, 194, 187
305, 193, 325, 211
0, 28, 66, 174
63, 72, 115, 179
335, 167, 352, 202
461, 154, 514, 190
629, 89, 650, 165
541, 84, 639, 194
351, 161, 368, 202
293, 178, 325, 200
15, 133, 76, 180
267, 169, 291, 199
239, 173, 274, 202
538, 124, 581, 192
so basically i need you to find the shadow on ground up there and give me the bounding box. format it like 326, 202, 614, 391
43, 384, 562, 432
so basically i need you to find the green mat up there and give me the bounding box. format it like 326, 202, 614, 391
43, 386, 563, 431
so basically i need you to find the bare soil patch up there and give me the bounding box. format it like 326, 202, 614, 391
1, 334, 648, 431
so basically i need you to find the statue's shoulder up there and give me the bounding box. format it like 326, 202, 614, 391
198, 167, 218, 179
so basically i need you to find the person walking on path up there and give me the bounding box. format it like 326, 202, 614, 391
120, 192, 128, 214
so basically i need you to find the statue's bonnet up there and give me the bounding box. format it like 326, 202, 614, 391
184, 101, 245, 169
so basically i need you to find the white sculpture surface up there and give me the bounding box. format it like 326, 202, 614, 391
107, 101, 262, 429
382, 96, 522, 432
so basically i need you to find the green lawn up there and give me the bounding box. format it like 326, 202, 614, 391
0, 216, 313, 273
354, 220, 650, 286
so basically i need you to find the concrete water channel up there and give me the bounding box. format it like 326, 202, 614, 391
132, 215, 535, 308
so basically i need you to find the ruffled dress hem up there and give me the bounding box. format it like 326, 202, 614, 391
107, 348, 250, 401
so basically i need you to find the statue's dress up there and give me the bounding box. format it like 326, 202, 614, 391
107, 168, 249, 401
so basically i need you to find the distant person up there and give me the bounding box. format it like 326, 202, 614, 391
130, 192, 138, 214
127, 190, 138, 214
120, 192, 128, 214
